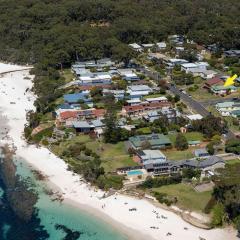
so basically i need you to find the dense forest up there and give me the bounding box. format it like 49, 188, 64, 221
0, 0, 239, 66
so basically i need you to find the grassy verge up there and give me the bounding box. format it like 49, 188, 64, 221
167, 131, 204, 143
62, 69, 74, 83
226, 159, 240, 165
162, 148, 195, 160
152, 183, 212, 212
51, 135, 137, 173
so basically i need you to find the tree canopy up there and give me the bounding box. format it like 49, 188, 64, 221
0, 0, 239, 66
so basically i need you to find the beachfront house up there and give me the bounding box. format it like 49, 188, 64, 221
56, 108, 106, 126
72, 59, 115, 70
72, 119, 105, 133
137, 150, 167, 172
77, 72, 112, 86
72, 121, 93, 133
129, 134, 172, 150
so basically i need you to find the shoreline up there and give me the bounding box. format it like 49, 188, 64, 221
0, 63, 237, 240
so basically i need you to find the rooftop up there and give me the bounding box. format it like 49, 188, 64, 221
216, 101, 235, 108
211, 85, 237, 91
186, 114, 203, 121
128, 85, 152, 92
129, 134, 172, 149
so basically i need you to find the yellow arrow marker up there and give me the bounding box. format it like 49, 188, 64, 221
224, 74, 238, 87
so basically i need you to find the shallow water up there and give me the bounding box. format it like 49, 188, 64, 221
0, 156, 128, 240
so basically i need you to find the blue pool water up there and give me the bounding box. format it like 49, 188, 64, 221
127, 170, 143, 176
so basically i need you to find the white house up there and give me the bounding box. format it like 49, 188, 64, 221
144, 96, 168, 103
216, 102, 240, 116
78, 72, 112, 86
199, 70, 217, 79
156, 42, 167, 50
127, 85, 152, 99
117, 69, 140, 81
129, 43, 143, 52
168, 59, 188, 67
186, 114, 203, 121
142, 43, 155, 49
181, 62, 209, 74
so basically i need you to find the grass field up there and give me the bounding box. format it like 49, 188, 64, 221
188, 87, 219, 101
161, 132, 205, 160
143, 93, 165, 99
51, 135, 137, 173
137, 127, 152, 134
226, 159, 240, 165
167, 131, 204, 143
162, 149, 195, 160
62, 69, 74, 83
152, 183, 212, 212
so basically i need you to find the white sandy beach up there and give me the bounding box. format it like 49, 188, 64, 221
0, 62, 237, 240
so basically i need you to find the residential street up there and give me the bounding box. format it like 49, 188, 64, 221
140, 67, 236, 140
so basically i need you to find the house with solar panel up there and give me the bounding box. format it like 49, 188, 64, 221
128, 134, 172, 150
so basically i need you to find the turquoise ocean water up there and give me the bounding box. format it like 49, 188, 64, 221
0, 156, 128, 240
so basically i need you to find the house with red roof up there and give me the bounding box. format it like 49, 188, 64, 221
56, 108, 106, 126
203, 77, 224, 89
121, 102, 171, 117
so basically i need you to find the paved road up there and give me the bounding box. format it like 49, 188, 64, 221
139, 66, 236, 139
167, 84, 210, 117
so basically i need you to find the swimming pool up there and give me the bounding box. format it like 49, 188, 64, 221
127, 170, 143, 176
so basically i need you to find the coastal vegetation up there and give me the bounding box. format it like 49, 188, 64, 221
209, 163, 240, 232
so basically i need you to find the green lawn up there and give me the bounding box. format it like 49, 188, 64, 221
163, 132, 205, 160
86, 141, 138, 172
168, 131, 204, 143
51, 135, 137, 173
225, 116, 240, 132
162, 149, 194, 160
62, 69, 74, 83
152, 183, 212, 212
136, 127, 152, 134
226, 159, 240, 165
187, 83, 219, 101
143, 93, 165, 99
